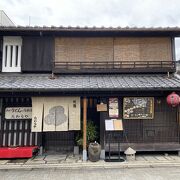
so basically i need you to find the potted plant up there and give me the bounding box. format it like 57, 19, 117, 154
76, 121, 101, 161
76, 121, 97, 148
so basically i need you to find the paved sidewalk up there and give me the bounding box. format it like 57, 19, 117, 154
1, 153, 180, 170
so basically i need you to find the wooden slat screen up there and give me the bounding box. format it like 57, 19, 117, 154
0, 97, 40, 147
55, 38, 114, 62
55, 37, 172, 65
114, 37, 172, 62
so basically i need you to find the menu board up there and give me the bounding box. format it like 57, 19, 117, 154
105, 119, 123, 131
105, 119, 114, 131
123, 97, 154, 119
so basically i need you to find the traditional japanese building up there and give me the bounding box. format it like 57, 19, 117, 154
0, 26, 180, 160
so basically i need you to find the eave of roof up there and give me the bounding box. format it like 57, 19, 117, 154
1, 26, 180, 37
1, 26, 180, 31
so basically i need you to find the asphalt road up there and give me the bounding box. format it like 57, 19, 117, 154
0, 167, 180, 180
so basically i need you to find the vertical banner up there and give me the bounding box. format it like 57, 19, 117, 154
109, 98, 119, 118
31, 97, 44, 132
68, 97, 81, 130
43, 97, 68, 132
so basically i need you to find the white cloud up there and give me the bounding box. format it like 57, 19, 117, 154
1, 0, 180, 58
1, 0, 180, 27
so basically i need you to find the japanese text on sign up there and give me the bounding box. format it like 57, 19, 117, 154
5, 107, 32, 120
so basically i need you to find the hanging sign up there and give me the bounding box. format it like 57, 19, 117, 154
109, 98, 119, 118
97, 103, 107, 112
5, 107, 32, 120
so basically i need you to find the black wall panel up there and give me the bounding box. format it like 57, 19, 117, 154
21, 37, 54, 72
100, 97, 179, 149
0, 38, 3, 72
0, 97, 40, 147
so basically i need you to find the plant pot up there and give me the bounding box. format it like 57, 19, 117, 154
88, 142, 101, 162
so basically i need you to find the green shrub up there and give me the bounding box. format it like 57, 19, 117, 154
76, 121, 97, 147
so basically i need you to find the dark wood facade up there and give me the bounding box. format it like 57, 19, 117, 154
17, 35, 177, 74
0, 27, 180, 155
0, 97, 76, 153
0, 94, 179, 152
19, 36, 177, 74
100, 96, 180, 152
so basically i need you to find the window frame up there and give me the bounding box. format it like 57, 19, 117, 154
2, 36, 22, 72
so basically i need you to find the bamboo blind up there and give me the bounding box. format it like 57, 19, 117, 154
55, 37, 172, 62
55, 38, 114, 62
114, 37, 172, 61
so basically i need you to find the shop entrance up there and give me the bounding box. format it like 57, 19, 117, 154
42, 97, 101, 153
86, 98, 100, 143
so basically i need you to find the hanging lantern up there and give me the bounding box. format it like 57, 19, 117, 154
166, 92, 180, 107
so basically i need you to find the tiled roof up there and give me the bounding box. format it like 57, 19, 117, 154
0, 74, 179, 92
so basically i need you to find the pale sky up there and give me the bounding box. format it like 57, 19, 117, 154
1, 0, 180, 59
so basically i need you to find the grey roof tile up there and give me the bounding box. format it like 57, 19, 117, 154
0, 74, 179, 92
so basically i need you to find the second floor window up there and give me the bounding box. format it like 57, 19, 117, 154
2, 36, 22, 72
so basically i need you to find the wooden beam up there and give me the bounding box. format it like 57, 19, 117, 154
83, 97, 87, 161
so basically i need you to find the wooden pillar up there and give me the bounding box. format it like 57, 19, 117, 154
83, 97, 87, 161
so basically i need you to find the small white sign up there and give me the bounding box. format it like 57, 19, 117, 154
5, 107, 32, 120
105, 119, 114, 131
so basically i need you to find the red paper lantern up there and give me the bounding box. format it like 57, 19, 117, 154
166, 92, 180, 107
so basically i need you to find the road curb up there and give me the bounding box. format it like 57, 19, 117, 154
1, 161, 180, 170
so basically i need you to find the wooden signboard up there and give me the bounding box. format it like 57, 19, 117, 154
123, 97, 154, 119
5, 107, 32, 120
97, 104, 107, 112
